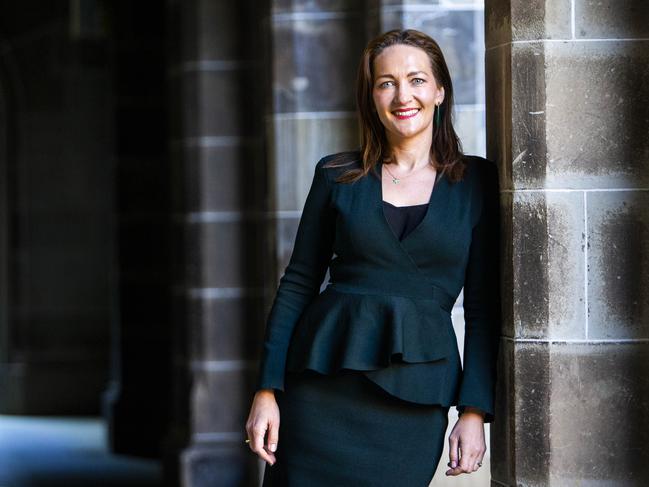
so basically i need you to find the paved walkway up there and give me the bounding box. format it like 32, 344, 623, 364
0, 415, 162, 487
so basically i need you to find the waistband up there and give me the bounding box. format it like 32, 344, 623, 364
327, 265, 456, 313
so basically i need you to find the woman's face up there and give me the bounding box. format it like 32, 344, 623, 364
371, 44, 445, 144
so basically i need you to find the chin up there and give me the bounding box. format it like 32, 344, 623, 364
389, 126, 424, 140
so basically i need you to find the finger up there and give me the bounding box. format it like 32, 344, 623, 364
252, 424, 275, 465
448, 436, 459, 469
458, 445, 477, 473
266, 419, 279, 453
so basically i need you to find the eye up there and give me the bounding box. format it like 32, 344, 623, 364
412, 78, 426, 85
378, 80, 394, 88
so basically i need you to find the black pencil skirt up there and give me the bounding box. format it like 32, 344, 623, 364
261, 368, 449, 487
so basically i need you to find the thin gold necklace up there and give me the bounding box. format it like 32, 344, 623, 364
383, 161, 430, 184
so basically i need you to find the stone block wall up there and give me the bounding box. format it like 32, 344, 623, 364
486, 0, 649, 485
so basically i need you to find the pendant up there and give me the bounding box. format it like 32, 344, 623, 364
392, 178, 399, 184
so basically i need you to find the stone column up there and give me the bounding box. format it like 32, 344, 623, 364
0, 4, 115, 415
103, 1, 172, 458
487, 1, 649, 485
0, 55, 8, 384
165, 0, 269, 484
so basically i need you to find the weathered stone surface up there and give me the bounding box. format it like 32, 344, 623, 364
175, 0, 262, 63
182, 443, 259, 487
511, 41, 649, 189
271, 115, 358, 211
491, 337, 514, 485
181, 219, 267, 289
493, 341, 649, 486
187, 294, 268, 363
180, 69, 261, 138
485, 43, 513, 190
544, 41, 649, 189
271, 16, 364, 112
500, 191, 515, 338
587, 190, 649, 339
549, 342, 649, 485
191, 368, 256, 434
511, 42, 548, 189
486, 0, 572, 48
575, 0, 649, 39
512, 191, 585, 339
504, 342, 553, 487
170, 142, 266, 213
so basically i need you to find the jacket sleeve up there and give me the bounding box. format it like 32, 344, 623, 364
255, 157, 336, 392
456, 158, 501, 423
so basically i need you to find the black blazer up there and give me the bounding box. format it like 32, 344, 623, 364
256, 150, 501, 422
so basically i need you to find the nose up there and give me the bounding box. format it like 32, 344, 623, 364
395, 83, 413, 105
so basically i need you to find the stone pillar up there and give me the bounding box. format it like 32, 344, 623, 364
487, 1, 649, 485
103, 2, 173, 458
0, 52, 8, 384
0, 3, 115, 414
165, 0, 269, 485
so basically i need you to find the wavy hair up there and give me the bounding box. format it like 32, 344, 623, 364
324, 29, 466, 183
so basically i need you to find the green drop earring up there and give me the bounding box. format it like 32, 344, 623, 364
435, 102, 442, 128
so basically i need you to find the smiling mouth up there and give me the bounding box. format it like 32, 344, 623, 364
392, 108, 420, 119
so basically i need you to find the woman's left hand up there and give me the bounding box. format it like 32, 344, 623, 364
445, 408, 486, 476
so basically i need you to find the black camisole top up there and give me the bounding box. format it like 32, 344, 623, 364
382, 200, 428, 241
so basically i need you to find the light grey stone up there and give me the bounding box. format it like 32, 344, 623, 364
549, 342, 649, 485
486, 0, 572, 48
544, 41, 649, 189
587, 190, 649, 339
575, 0, 649, 39
509, 41, 649, 189
512, 191, 585, 339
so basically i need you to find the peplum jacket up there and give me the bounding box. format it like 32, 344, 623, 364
256, 150, 501, 423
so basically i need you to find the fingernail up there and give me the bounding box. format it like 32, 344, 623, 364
451, 461, 457, 468
270, 443, 277, 452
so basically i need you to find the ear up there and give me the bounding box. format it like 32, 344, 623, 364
438, 87, 445, 105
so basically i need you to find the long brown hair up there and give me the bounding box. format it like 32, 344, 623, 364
324, 29, 466, 184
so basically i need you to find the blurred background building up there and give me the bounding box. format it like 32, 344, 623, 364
0, 1, 647, 486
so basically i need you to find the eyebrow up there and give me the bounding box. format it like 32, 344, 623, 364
376, 71, 428, 80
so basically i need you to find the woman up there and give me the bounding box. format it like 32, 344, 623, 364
245, 29, 500, 486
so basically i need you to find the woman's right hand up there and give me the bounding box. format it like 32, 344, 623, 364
245, 389, 280, 466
